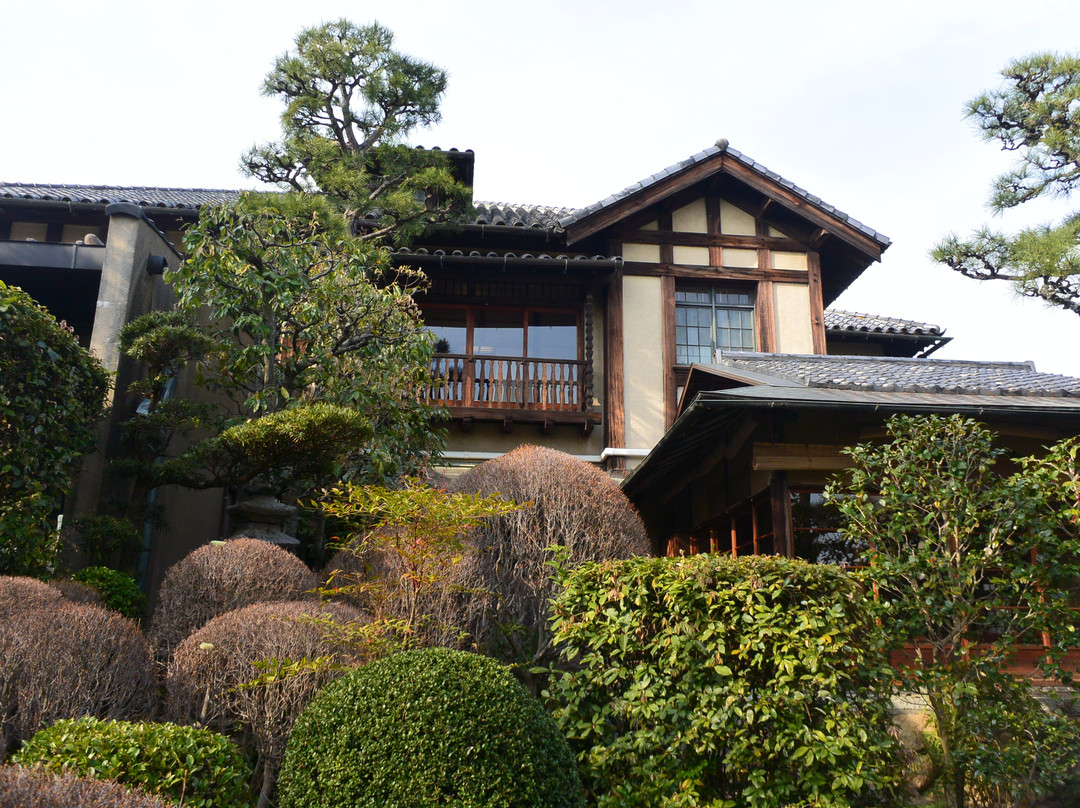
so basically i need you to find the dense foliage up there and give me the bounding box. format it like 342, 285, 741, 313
0, 575, 64, 620
277, 648, 584, 808
0, 602, 154, 754
934, 52, 1080, 315
242, 19, 471, 243
546, 553, 904, 808
13, 718, 252, 808
72, 566, 145, 620
0, 766, 172, 808
150, 538, 318, 657
165, 600, 364, 808
0, 281, 108, 575
827, 414, 1080, 807
448, 446, 649, 670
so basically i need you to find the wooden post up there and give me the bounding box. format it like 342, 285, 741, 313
730, 516, 738, 558
605, 273, 626, 472
770, 472, 793, 558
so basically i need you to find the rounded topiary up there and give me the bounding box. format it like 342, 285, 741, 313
448, 445, 649, 665
13, 718, 252, 808
0, 765, 172, 808
165, 600, 364, 807
72, 566, 145, 620
48, 578, 104, 606
0, 576, 64, 620
150, 538, 318, 657
277, 648, 584, 808
0, 602, 155, 751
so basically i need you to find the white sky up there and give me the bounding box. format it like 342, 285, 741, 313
3, 0, 1079, 374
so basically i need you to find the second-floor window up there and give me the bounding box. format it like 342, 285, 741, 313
675, 285, 755, 364
425, 306, 579, 360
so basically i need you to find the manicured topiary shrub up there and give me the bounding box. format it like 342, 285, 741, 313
151, 538, 318, 657
13, 718, 252, 808
0, 576, 63, 620
48, 577, 104, 606
546, 554, 906, 808
166, 600, 364, 807
277, 648, 584, 808
0, 765, 172, 808
448, 445, 648, 667
0, 602, 155, 752
73, 566, 145, 620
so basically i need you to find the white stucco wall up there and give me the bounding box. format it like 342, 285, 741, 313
623, 275, 666, 452
773, 282, 814, 354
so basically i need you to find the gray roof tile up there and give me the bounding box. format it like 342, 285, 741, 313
471, 202, 576, 230
824, 309, 945, 337
0, 182, 240, 210
717, 352, 1080, 398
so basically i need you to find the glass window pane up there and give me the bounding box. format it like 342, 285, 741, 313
528, 311, 577, 359
474, 310, 523, 357
425, 308, 467, 354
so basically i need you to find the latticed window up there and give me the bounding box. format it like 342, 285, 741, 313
675, 286, 755, 363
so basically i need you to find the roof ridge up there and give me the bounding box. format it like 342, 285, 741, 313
0, 181, 243, 193
721, 350, 1040, 372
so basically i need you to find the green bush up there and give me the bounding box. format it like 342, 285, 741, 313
70, 515, 142, 566
0, 282, 108, 575
13, 718, 252, 808
546, 554, 905, 808
72, 566, 145, 620
0, 765, 172, 808
277, 648, 584, 808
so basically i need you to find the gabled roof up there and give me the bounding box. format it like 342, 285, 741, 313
559, 141, 890, 249
0, 183, 239, 211
824, 310, 944, 337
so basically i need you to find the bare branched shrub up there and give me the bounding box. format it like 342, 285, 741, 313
0, 577, 63, 621
165, 600, 364, 806
448, 445, 649, 667
151, 539, 317, 658
0, 602, 155, 755
0, 766, 172, 808
48, 579, 104, 606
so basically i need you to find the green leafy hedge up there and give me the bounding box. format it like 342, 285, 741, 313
277, 648, 584, 808
0, 281, 108, 575
13, 718, 252, 808
546, 554, 905, 808
72, 566, 145, 620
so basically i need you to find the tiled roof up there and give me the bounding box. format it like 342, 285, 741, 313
718, 352, 1080, 398
0, 183, 239, 210
557, 141, 891, 248
471, 202, 576, 230
824, 309, 944, 337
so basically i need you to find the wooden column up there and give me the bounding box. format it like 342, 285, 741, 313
769, 472, 793, 558
584, 291, 595, 413
807, 251, 827, 354
605, 272, 626, 471
756, 281, 775, 352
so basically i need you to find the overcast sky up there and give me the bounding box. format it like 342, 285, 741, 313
3, 1, 1079, 374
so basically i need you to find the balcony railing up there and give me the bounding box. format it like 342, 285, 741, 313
427, 354, 590, 412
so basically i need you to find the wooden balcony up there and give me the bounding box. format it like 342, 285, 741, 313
425, 353, 601, 432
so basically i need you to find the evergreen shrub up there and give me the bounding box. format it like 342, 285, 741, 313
276, 648, 584, 808
150, 538, 317, 656
547, 554, 906, 808
13, 718, 252, 808
0, 765, 172, 808
72, 566, 145, 620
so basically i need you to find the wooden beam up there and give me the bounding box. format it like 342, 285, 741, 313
811, 228, 830, 249
752, 442, 850, 471
660, 417, 759, 504
565, 153, 727, 244
756, 280, 775, 353
721, 159, 886, 259
622, 263, 810, 283
618, 230, 804, 250
807, 251, 827, 355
